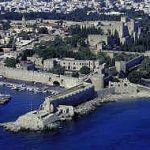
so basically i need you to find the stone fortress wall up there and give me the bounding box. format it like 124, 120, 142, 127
10, 83, 115, 131
115, 54, 144, 73
45, 84, 96, 109
0, 64, 105, 91
125, 55, 144, 71
0, 66, 80, 88
42, 83, 115, 113
0, 64, 114, 112
109, 78, 138, 95
1, 64, 144, 131
96, 87, 115, 99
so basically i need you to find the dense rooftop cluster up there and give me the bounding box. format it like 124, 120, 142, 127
0, 0, 149, 16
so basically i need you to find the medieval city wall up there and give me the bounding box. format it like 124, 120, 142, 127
96, 87, 115, 99
44, 85, 115, 110
0, 66, 79, 88
46, 85, 96, 108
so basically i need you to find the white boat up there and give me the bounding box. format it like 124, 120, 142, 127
42, 90, 48, 93
11, 85, 19, 90
0, 82, 4, 86
18, 87, 26, 91
0, 93, 11, 100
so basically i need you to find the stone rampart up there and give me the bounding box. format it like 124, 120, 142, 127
102, 50, 150, 58
109, 79, 138, 94
0, 66, 79, 88
125, 55, 144, 71
43, 84, 96, 110
43, 85, 116, 112
96, 87, 115, 99
137, 84, 150, 93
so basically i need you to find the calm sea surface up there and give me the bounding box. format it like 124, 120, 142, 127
0, 86, 150, 150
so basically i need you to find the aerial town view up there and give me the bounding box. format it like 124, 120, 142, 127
0, 0, 150, 149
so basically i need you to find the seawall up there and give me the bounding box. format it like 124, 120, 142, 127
42, 84, 96, 112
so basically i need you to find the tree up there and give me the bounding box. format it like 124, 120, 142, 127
72, 71, 79, 78
114, 30, 120, 46
49, 64, 65, 75
80, 66, 90, 75
75, 47, 96, 60
127, 71, 142, 83
4, 58, 17, 68
34, 36, 96, 60
98, 52, 114, 67
38, 27, 48, 34
68, 25, 103, 38
21, 49, 34, 61
18, 31, 30, 40
1, 20, 10, 30
65, 35, 79, 47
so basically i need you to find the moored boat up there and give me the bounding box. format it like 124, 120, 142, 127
0, 98, 10, 104
0, 93, 11, 99
0, 94, 11, 105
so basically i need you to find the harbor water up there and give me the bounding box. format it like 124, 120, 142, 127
0, 86, 150, 150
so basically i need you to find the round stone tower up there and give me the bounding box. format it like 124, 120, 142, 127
90, 64, 104, 91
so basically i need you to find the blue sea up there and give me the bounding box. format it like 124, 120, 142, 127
0, 86, 150, 150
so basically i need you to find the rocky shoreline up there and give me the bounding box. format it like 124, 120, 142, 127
1, 91, 149, 133
0, 121, 60, 132
74, 92, 150, 116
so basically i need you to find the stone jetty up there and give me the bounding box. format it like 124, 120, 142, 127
1, 79, 150, 132
1, 90, 150, 132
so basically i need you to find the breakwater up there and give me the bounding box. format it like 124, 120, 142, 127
1, 85, 150, 132
1, 76, 150, 132
0, 84, 96, 131
1, 92, 150, 150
